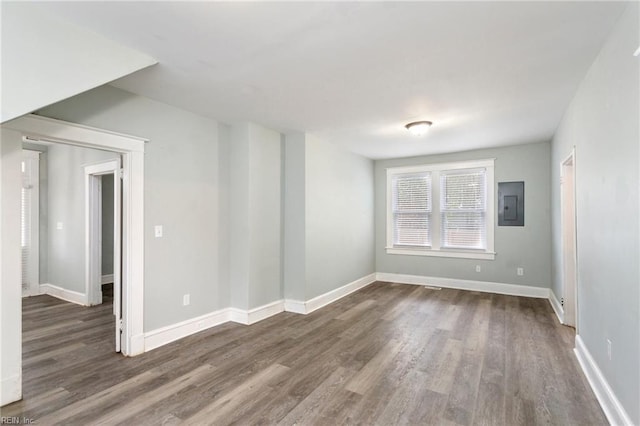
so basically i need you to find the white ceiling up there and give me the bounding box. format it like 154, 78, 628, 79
35, 1, 627, 159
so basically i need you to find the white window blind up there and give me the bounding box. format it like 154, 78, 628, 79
391, 172, 431, 247
21, 151, 40, 295
440, 168, 486, 249
21, 159, 32, 292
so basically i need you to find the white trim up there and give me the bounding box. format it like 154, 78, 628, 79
284, 299, 307, 315
40, 283, 88, 306
574, 335, 633, 426
4, 114, 147, 152
386, 158, 495, 260
0, 373, 21, 407
284, 273, 377, 315
376, 272, 549, 298
229, 300, 285, 325
560, 148, 578, 331
101, 274, 114, 285
386, 247, 496, 260
144, 308, 231, 352
5, 114, 147, 357
85, 161, 118, 306
385, 158, 496, 174
548, 289, 564, 324
130, 334, 145, 356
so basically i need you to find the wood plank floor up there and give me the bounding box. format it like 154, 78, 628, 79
2, 282, 607, 425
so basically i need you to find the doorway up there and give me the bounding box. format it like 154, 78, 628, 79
561, 150, 577, 329
5, 114, 146, 357
86, 159, 122, 352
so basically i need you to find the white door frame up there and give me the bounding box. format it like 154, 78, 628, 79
560, 148, 578, 330
5, 114, 146, 356
85, 160, 119, 306
85, 160, 122, 352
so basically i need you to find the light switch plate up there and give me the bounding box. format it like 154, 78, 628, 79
154, 225, 163, 238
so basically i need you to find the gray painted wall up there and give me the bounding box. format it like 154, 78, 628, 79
229, 122, 282, 310
283, 133, 307, 301
305, 135, 375, 299
375, 142, 551, 287
248, 125, 282, 308
283, 133, 375, 302
229, 124, 251, 309
551, 3, 639, 422
38, 85, 226, 331
46, 143, 118, 294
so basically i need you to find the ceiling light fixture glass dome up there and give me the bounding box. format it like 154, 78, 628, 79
405, 121, 433, 136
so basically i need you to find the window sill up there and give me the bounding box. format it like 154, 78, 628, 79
386, 247, 496, 260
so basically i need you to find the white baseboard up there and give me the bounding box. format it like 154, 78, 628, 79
40, 283, 88, 306
574, 335, 633, 426
548, 289, 564, 324
229, 300, 285, 325
141, 272, 554, 363
129, 334, 145, 357
101, 274, 114, 285
1, 373, 22, 407
284, 299, 306, 314
376, 272, 549, 299
144, 308, 231, 352
284, 273, 377, 315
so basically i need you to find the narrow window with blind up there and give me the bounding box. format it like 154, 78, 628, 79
22, 150, 41, 296
386, 159, 495, 260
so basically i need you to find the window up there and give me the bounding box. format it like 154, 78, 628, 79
22, 150, 40, 295
386, 159, 495, 260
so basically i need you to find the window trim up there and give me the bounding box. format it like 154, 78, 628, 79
386, 158, 496, 260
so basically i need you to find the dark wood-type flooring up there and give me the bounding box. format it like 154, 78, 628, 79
2, 282, 607, 425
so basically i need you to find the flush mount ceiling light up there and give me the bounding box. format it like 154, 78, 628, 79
405, 121, 433, 136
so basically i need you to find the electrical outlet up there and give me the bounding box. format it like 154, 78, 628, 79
183, 294, 190, 306
154, 225, 163, 238
56, 222, 63, 230
607, 339, 612, 360
517, 267, 524, 276
475, 265, 481, 272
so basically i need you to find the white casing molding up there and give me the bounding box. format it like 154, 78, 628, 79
574, 335, 633, 426
283, 299, 307, 315
548, 289, 565, 324
5, 114, 147, 358
376, 272, 549, 298
229, 300, 285, 325
40, 283, 88, 306
144, 308, 231, 352
284, 273, 377, 315
0, 374, 21, 407
129, 334, 145, 356
101, 274, 114, 285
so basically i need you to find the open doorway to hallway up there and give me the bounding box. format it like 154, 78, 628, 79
20, 140, 124, 353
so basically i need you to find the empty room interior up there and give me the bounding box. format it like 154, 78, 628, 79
1, 1, 638, 425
